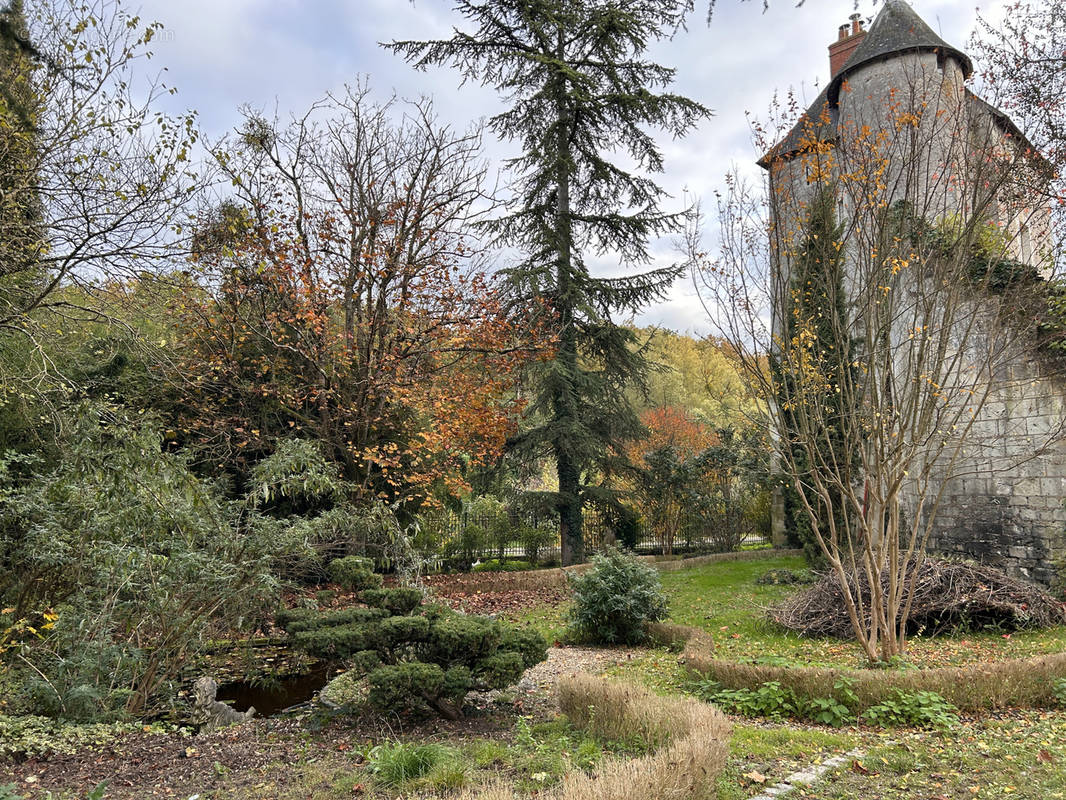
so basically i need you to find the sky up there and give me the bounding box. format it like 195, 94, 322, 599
133, 0, 1008, 334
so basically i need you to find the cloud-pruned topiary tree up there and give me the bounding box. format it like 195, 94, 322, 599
277, 557, 547, 719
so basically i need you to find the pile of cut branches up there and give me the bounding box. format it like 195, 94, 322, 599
770, 559, 1066, 638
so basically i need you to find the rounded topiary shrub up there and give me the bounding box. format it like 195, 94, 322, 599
567, 547, 668, 645
277, 560, 547, 719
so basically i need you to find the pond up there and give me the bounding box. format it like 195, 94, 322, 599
214, 662, 334, 716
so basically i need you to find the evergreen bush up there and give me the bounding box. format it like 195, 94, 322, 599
0, 406, 277, 720
278, 560, 546, 719
567, 547, 668, 645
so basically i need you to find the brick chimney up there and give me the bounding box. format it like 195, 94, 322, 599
829, 13, 866, 77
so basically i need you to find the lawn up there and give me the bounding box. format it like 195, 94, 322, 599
669, 556, 1066, 667
512, 553, 1066, 799
516, 555, 1066, 669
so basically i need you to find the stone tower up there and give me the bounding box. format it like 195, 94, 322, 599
760, 0, 1064, 585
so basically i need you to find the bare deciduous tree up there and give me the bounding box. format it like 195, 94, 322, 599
179, 85, 539, 500
693, 60, 1062, 661
0, 0, 199, 412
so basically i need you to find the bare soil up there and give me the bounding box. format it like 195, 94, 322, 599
1, 643, 646, 799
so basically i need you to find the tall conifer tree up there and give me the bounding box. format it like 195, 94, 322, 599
388, 0, 709, 564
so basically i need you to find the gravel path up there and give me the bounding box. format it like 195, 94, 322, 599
506, 645, 650, 712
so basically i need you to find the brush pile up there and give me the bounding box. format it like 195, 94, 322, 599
770, 558, 1066, 638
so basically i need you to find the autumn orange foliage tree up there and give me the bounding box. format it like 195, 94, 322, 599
174, 87, 545, 504
624, 406, 715, 555
633, 406, 718, 461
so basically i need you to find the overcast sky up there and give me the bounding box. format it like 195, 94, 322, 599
133, 0, 1008, 333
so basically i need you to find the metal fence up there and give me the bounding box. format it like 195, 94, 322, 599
413, 506, 768, 572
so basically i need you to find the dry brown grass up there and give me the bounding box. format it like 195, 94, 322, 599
658, 621, 1066, 711
557, 674, 730, 800
647, 620, 716, 666
450, 674, 731, 800
686, 647, 1066, 711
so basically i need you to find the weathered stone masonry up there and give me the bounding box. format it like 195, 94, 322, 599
762, 0, 1065, 584
925, 359, 1066, 585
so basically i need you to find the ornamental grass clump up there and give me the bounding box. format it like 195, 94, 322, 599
277, 558, 546, 719
567, 547, 668, 645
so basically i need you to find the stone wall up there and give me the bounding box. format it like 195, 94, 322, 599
924, 357, 1066, 585
766, 46, 1065, 586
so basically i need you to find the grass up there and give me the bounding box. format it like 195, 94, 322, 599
814, 710, 1066, 799
714, 722, 862, 800
511, 553, 1066, 798
365, 741, 462, 789
514, 554, 1066, 669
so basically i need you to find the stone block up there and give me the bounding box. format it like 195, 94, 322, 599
1039, 477, 1066, 499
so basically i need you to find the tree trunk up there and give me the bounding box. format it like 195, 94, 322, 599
552, 30, 584, 567
558, 451, 584, 565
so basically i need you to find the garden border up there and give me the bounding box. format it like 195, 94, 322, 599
453, 673, 731, 800
668, 624, 1066, 711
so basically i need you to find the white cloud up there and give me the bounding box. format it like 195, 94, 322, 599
133, 0, 1006, 333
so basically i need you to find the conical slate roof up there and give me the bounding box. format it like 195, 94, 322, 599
827, 0, 972, 104
759, 0, 972, 167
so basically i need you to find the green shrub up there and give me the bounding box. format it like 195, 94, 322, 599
0, 407, 277, 720
442, 523, 488, 570
519, 523, 556, 566
327, 556, 383, 592
862, 689, 959, 729
0, 785, 21, 800
279, 560, 546, 718
567, 547, 668, 644
245, 440, 380, 582
1053, 677, 1066, 706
